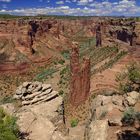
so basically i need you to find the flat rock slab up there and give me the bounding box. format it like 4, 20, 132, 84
87, 120, 108, 140
16, 96, 63, 140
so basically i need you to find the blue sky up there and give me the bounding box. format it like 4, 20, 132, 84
0, 0, 140, 16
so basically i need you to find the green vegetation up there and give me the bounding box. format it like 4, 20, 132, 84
135, 17, 140, 22
122, 108, 135, 126
117, 63, 140, 93
0, 96, 15, 105
58, 59, 65, 65
34, 68, 58, 81
122, 108, 140, 127
0, 107, 19, 140
127, 63, 140, 84
0, 14, 96, 20
92, 50, 127, 75
119, 83, 132, 93
70, 118, 79, 127
61, 50, 70, 60
0, 14, 19, 19
59, 65, 70, 89
58, 90, 64, 96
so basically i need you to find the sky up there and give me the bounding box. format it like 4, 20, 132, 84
0, 0, 140, 16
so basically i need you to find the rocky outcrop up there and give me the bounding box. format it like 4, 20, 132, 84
85, 120, 109, 140
116, 28, 137, 46
105, 19, 137, 46
70, 45, 90, 106
89, 90, 139, 126
124, 91, 140, 107
26, 21, 39, 54
14, 81, 58, 106
84, 90, 140, 140
95, 23, 102, 47
15, 92, 64, 140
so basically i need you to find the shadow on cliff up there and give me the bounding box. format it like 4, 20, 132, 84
117, 130, 140, 140
19, 132, 31, 140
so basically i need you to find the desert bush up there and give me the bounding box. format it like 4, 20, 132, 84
59, 66, 70, 88
34, 68, 57, 81
0, 107, 19, 140
127, 63, 140, 84
61, 50, 70, 59
119, 83, 133, 93
117, 63, 140, 93
58, 59, 65, 65
58, 90, 64, 96
0, 96, 15, 105
0, 53, 8, 62
122, 108, 135, 126
122, 108, 140, 130
70, 118, 79, 127
135, 112, 140, 123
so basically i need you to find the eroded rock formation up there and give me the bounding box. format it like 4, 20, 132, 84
70, 45, 90, 106
96, 23, 102, 47
106, 19, 137, 46
14, 81, 58, 106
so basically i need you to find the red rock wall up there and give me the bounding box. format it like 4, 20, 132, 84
96, 24, 102, 47
70, 46, 90, 106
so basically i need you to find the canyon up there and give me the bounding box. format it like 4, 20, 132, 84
0, 16, 140, 140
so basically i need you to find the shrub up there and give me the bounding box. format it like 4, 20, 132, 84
117, 63, 140, 93
0, 107, 19, 140
58, 59, 65, 65
128, 66, 140, 84
121, 108, 135, 126
0, 96, 15, 105
61, 50, 70, 59
119, 83, 133, 93
70, 118, 79, 127
135, 112, 140, 123
34, 68, 57, 81
58, 90, 64, 96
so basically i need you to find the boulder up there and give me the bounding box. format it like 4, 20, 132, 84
86, 120, 108, 140
22, 82, 31, 88
124, 91, 140, 106
42, 84, 51, 91
125, 96, 136, 106
127, 91, 140, 100
101, 96, 112, 106
106, 108, 123, 126
112, 95, 124, 106
16, 95, 63, 140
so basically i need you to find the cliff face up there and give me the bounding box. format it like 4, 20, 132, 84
95, 23, 102, 47
103, 19, 137, 46
70, 46, 90, 106
0, 17, 140, 74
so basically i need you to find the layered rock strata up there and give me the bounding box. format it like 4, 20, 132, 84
14, 81, 58, 105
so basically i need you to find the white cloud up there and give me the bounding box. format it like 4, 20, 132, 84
77, 0, 88, 5
66, 0, 71, 3
0, 0, 140, 16
0, 0, 11, 2
56, 1, 64, 4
